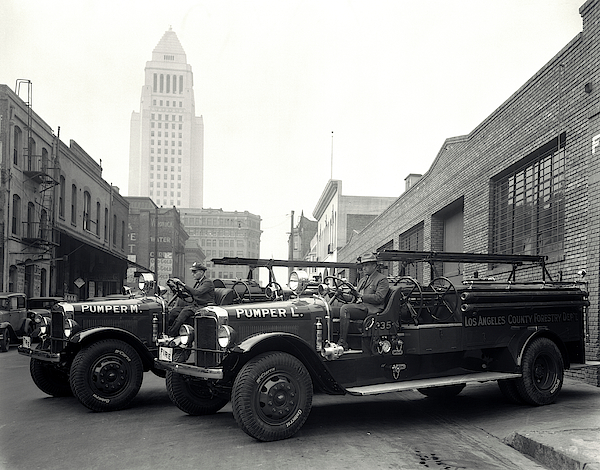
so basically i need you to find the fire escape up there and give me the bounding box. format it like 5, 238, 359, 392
16, 79, 59, 258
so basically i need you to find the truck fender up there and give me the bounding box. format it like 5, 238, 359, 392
224, 332, 345, 395
70, 327, 156, 372
508, 329, 569, 369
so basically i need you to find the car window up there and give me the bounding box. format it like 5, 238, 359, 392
17, 296, 25, 308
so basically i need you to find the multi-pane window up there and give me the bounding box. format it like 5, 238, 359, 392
399, 222, 424, 280
491, 135, 565, 259
83, 191, 91, 231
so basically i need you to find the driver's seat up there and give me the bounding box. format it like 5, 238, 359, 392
214, 288, 234, 306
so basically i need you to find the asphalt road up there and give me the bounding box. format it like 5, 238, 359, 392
0, 347, 553, 470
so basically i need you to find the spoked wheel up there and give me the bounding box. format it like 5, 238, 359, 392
232, 281, 251, 303
232, 352, 313, 441
321, 276, 358, 304
396, 277, 424, 324
427, 277, 459, 322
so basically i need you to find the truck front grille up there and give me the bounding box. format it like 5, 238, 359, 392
194, 316, 221, 367
51, 311, 66, 354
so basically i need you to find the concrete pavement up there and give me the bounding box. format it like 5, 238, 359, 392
500, 378, 600, 470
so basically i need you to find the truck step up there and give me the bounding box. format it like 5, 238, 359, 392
569, 361, 600, 370
345, 371, 522, 396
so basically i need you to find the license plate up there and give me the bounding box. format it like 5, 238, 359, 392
159, 347, 173, 362
22, 336, 31, 349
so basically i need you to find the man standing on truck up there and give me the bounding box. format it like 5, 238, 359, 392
337, 253, 389, 350
167, 262, 215, 336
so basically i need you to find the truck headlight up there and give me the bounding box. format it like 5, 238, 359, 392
64, 318, 78, 338
218, 325, 236, 348
35, 314, 50, 335
178, 324, 194, 347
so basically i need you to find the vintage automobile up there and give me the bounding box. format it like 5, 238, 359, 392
16, 267, 298, 411
0, 293, 31, 352
155, 251, 597, 442
0, 293, 61, 352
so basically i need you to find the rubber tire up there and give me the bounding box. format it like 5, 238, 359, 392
232, 352, 313, 441
516, 337, 563, 406
30, 358, 73, 397
417, 383, 466, 398
166, 349, 228, 415
0, 329, 9, 352
70, 339, 143, 412
498, 379, 525, 404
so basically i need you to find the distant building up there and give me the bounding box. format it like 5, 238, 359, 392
125, 197, 189, 286
179, 208, 262, 280
0, 82, 128, 299
310, 179, 396, 280
288, 211, 317, 262
128, 28, 204, 209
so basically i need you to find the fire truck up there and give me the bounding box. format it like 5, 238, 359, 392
155, 251, 596, 441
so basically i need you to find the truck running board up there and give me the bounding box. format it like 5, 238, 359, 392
569, 361, 600, 370
345, 371, 522, 396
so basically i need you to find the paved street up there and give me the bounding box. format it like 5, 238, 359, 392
1, 347, 599, 470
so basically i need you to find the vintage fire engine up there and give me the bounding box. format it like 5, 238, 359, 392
155, 251, 595, 442
15, 263, 312, 412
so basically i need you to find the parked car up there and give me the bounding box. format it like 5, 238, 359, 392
0, 294, 63, 352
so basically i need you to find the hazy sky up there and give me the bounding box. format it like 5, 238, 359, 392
0, 0, 585, 260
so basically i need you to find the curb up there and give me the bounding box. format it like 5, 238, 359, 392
504, 432, 600, 470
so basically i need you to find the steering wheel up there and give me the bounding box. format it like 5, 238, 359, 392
321, 276, 359, 304
427, 277, 459, 322
265, 282, 283, 301
166, 278, 195, 304
232, 280, 251, 303
394, 276, 424, 325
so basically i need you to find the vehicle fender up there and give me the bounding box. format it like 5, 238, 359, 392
507, 329, 569, 369
70, 327, 156, 372
0, 324, 15, 341
223, 332, 345, 395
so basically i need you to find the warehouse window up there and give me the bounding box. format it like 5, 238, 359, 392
491, 134, 565, 260
399, 222, 424, 281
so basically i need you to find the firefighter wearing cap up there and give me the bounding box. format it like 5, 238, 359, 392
337, 252, 389, 350
167, 262, 216, 336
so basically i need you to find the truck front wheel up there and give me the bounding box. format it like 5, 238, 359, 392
516, 337, 563, 406
232, 352, 313, 441
0, 329, 9, 352
70, 339, 143, 411
30, 359, 73, 397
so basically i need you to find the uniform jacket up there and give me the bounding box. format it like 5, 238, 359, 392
357, 270, 390, 314
189, 276, 216, 307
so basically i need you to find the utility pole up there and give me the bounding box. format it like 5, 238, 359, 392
288, 211, 294, 278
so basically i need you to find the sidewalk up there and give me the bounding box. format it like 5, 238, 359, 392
498, 378, 600, 470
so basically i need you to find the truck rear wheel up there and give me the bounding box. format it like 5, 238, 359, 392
232, 352, 313, 441
70, 339, 143, 411
30, 349, 72, 397
516, 337, 563, 406
417, 383, 465, 398
498, 379, 524, 404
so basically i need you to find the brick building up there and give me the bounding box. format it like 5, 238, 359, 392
338, 0, 600, 385
0, 82, 129, 299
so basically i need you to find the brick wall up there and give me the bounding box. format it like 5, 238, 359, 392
338, 0, 600, 385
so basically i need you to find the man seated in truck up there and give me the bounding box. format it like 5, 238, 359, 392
167, 262, 216, 336
337, 252, 389, 350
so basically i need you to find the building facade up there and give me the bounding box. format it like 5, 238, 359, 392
125, 197, 189, 287
0, 83, 129, 299
310, 180, 396, 279
179, 208, 262, 281
338, 0, 600, 384
128, 28, 204, 209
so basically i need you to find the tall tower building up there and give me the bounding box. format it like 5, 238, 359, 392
128, 28, 204, 208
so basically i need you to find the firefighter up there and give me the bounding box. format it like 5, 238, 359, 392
337, 252, 389, 350
167, 262, 215, 336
